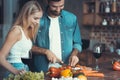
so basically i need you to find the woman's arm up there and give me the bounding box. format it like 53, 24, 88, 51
0, 27, 24, 74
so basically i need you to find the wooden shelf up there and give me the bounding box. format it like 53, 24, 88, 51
98, 12, 120, 16
93, 25, 120, 27
82, 0, 120, 27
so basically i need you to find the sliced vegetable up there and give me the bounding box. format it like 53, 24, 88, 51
66, 65, 72, 70
60, 69, 73, 77
85, 72, 104, 77
80, 70, 98, 74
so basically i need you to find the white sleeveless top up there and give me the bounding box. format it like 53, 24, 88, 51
7, 27, 32, 63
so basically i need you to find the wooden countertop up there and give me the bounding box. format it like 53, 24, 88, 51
45, 61, 120, 80
87, 61, 120, 80
45, 50, 120, 80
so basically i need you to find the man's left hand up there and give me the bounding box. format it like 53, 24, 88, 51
69, 55, 79, 67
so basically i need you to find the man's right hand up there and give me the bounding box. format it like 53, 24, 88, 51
45, 49, 63, 63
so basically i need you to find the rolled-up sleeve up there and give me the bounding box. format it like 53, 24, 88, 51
73, 17, 82, 52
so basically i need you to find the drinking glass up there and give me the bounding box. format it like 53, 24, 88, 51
93, 44, 102, 70
93, 52, 102, 70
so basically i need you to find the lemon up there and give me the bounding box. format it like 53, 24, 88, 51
78, 75, 87, 80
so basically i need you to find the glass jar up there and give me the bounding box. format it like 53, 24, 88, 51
110, 18, 115, 25
102, 19, 107, 25
117, 19, 120, 25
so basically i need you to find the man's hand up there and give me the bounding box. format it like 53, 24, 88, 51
45, 50, 63, 63
69, 55, 79, 67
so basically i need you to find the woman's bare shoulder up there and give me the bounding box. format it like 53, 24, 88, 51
7, 25, 22, 40
9, 25, 22, 34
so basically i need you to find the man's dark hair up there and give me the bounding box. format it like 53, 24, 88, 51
47, 0, 61, 3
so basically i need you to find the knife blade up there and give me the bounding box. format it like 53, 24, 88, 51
57, 62, 67, 66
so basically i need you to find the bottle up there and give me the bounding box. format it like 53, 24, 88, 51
109, 41, 115, 53
117, 19, 120, 25
112, 0, 117, 13
100, 1, 105, 13
102, 19, 107, 25
105, 2, 110, 13
110, 18, 115, 25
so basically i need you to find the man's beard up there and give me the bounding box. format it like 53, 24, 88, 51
50, 10, 62, 16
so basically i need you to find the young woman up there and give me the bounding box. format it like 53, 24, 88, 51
0, 1, 43, 76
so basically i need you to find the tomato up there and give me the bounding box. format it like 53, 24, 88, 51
113, 61, 120, 71
59, 67, 65, 71
48, 67, 61, 78
66, 65, 72, 70
49, 71, 60, 78
49, 67, 60, 72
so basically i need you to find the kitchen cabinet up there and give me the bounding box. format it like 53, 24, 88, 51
82, 0, 96, 26
82, 0, 120, 27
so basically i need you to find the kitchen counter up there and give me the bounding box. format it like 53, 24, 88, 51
87, 61, 120, 80
45, 61, 120, 80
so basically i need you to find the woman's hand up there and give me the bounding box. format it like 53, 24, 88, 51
16, 69, 26, 75
69, 55, 79, 67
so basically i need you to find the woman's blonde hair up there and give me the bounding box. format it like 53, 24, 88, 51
14, 1, 42, 41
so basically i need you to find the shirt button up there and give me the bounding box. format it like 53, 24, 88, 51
38, 30, 41, 32
62, 50, 64, 53
61, 32, 63, 34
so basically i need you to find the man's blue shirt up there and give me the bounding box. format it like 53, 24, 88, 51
34, 10, 82, 72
